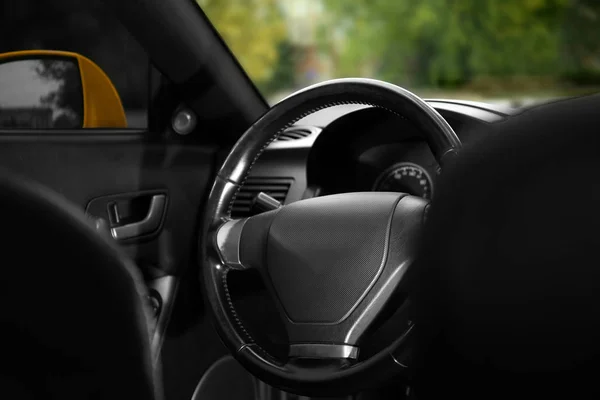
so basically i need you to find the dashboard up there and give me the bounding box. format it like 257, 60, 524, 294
232, 100, 515, 218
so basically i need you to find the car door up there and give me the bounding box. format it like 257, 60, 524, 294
0, 0, 232, 391
0, 0, 277, 399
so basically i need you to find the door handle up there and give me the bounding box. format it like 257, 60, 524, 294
110, 194, 166, 240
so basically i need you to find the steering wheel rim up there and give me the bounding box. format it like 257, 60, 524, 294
200, 78, 461, 396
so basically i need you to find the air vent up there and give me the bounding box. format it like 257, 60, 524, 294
231, 177, 293, 218
276, 126, 318, 141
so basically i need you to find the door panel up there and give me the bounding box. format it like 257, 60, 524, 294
0, 0, 265, 398
0, 131, 216, 273
0, 130, 219, 371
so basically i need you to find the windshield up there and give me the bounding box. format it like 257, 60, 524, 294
199, 0, 600, 107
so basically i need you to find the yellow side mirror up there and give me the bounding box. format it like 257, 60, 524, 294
0, 50, 127, 128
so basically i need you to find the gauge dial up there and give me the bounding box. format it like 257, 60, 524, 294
372, 162, 434, 199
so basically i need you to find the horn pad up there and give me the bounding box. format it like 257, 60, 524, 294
266, 193, 404, 324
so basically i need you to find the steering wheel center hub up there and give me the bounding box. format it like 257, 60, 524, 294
267, 193, 403, 324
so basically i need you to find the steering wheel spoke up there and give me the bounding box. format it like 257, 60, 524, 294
213, 207, 282, 271
214, 218, 250, 270
267, 194, 426, 362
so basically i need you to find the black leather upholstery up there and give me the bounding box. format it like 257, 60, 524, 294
0, 172, 160, 399
415, 94, 600, 399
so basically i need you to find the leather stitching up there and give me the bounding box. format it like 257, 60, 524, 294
222, 268, 274, 357
222, 269, 253, 342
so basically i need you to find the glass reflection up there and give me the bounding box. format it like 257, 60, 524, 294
0, 58, 83, 129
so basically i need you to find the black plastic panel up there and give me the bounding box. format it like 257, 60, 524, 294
0, 131, 217, 275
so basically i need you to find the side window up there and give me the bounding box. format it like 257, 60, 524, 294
0, 0, 149, 129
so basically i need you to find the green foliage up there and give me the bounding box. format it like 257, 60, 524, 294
317, 0, 600, 89
559, 0, 600, 84
198, 0, 286, 83
257, 40, 298, 94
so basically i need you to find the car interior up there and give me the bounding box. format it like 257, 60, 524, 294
1, 0, 600, 399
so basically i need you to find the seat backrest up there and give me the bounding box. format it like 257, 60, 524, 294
414, 94, 600, 399
0, 174, 161, 400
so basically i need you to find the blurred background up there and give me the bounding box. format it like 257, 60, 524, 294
1, 0, 599, 128
200, 0, 600, 107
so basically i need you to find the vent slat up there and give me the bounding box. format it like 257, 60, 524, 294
235, 192, 257, 199
232, 199, 253, 206
237, 190, 288, 196
231, 177, 294, 218
281, 132, 305, 140
275, 127, 316, 141
245, 178, 294, 183
239, 185, 290, 191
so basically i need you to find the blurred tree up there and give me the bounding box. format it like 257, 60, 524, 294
198, 0, 286, 84
35, 59, 83, 127
53, 113, 78, 128
560, 0, 600, 84
320, 0, 587, 89
258, 40, 298, 94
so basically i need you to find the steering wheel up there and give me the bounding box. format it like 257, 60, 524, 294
200, 78, 461, 396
